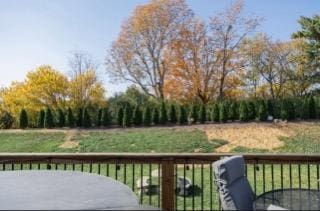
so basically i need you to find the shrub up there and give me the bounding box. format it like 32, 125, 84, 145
96, 108, 103, 127
301, 98, 310, 120
152, 107, 159, 125
219, 102, 228, 123
309, 97, 316, 119
37, 110, 45, 128
57, 108, 65, 127
178, 105, 187, 124
143, 106, 152, 126
117, 107, 124, 126
247, 101, 256, 120
198, 104, 206, 124
257, 101, 268, 121
44, 108, 54, 128
267, 99, 274, 117
239, 101, 249, 122
133, 105, 143, 126
212, 103, 220, 122
0, 111, 14, 129
102, 107, 111, 127
189, 104, 198, 123
76, 108, 83, 127
122, 106, 131, 127
82, 108, 91, 128
169, 104, 177, 124
159, 101, 167, 124
19, 109, 28, 129
229, 102, 238, 121
66, 108, 75, 128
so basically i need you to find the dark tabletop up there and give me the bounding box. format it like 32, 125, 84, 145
253, 188, 320, 210
0, 170, 140, 210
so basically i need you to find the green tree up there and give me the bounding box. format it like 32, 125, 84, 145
102, 107, 111, 127
247, 101, 256, 120
152, 107, 159, 125
117, 107, 124, 126
309, 97, 317, 119
212, 103, 220, 122
133, 105, 143, 126
66, 108, 75, 128
302, 98, 310, 120
0, 111, 15, 129
82, 108, 91, 128
96, 108, 103, 127
37, 109, 45, 128
219, 102, 228, 123
44, 108, 54, 128
19, 109, 28, 129
189, 104, 198, 123
122, 106, 131, 127
198, 104, 206, 124
57, 108, 65, 127
169, 104, 177, 124
229, 102, 238, 121
159, 101, 167, 124
178, 105, 187, 124
257, 101, 268, 121
267, 99, 274, 117
239, 101, 249, 122
76, 108, 83, 127
143, 106, 152, 126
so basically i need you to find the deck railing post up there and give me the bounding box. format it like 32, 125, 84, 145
161, 158, 175, 211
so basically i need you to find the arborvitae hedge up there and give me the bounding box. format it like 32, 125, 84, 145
143, 106, 152, 126
239, 101, 249, 122
133, 105, 143, 126
37, 110, 45, 128
44, 108, 54, 128
309, 97, 316, 119
189, 104, 198, 123
122, 106, 131, 127
152, 107, 159, 125
199, 104, 206, 124
66, 108, 75, 128
76, 108, 83, 127
102, 107, 111, 127
178, 105, 187, 124
19, 109, 28, 129
229, 102, 238, 121
169, 104, 177, 124
219, 102, 228, 123
117, 107, 124, 126
96, 108, 103, 127
0, 111, 14, 129
267, 99, 274, 117
302, 98, 310, 120
212, 103, 220, 122
247, 101, 256, 120
257, 101, 268, 121
159, 102, 167, 124
83, 108, 91, 128
57, 109, 65, 127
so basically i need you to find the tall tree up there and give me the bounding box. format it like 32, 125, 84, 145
210, 0, 260, 100
19, 109, 28, 129
106, 0, 193, 99
66, 108, 75, 128
44, 108, 54, 128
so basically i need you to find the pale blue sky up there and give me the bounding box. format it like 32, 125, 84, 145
0, 0, 319, 96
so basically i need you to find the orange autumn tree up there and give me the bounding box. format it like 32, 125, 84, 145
164, 19, 219, 104
106, 0, 193, 100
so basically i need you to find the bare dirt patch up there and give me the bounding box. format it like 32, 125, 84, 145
59, 130, 79, 149
203, 122, 314, 152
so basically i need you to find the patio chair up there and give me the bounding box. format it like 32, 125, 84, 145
212, 156, 255, 210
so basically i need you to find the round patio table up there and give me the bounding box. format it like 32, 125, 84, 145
253, 188, 320, 210
0, 170, 143, 210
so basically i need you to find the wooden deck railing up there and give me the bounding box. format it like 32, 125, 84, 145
0, 153, 320, 210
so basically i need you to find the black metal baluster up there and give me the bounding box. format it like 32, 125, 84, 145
140, 164, 143, 204
106, 164, 109, 176
281, 164, 283, 189
262, 164, 265, 193
98, 163, 101, 175
317, 164, 319, 190
115, 164, 118, 180
157, 164, 160, 208
81, 163, 83, 172
271, 164, 274, 190
29, 163, 32, 170
72, 163, 75, 171
289, 163, 292, 188
20, 163, 23, 170
183, 164, 186, 211
64, 163, 67, 171
132, 164, 135, 192
307, 164, 310, 189
2, 163, 4, 171
210, 164, 213, 211
124, 164, 127, 185
192, 163, 195, 211
201, 164, 204, 211
149, 164, 152, 205
89, 163, 93, 173
253, 163, 257, 193
175, 164, 178, 211
11, 163, 14, 170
